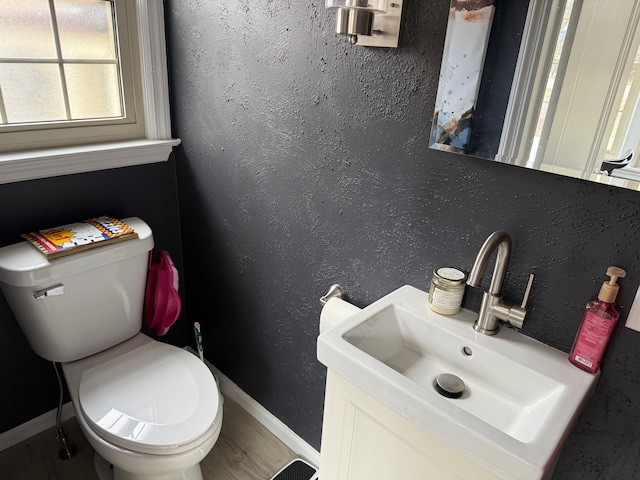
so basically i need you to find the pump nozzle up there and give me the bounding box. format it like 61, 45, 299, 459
599, 266, 626, 303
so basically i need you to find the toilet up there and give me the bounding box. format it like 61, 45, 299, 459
0, 217, 222, 480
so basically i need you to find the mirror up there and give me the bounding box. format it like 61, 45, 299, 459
430, 0, 640, 191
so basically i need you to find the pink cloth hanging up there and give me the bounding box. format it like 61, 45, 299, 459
145, 250, 181, 336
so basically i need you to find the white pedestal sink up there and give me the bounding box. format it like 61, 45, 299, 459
317, 285, 599, 479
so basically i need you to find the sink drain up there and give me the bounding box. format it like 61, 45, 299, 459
435, 373, 465, 399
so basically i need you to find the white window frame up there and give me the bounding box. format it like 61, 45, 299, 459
0, 0, 180, 185
495, 0, 566, 168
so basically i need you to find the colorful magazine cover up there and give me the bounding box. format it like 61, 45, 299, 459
21, 216, 138, 259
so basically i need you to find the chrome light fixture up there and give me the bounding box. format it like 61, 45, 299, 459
325, 0, 405, 47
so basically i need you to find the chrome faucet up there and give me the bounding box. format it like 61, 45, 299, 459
467, 231, 534, 335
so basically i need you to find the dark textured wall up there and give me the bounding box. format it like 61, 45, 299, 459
165, 1, 640, 478
0, 159, 186, 434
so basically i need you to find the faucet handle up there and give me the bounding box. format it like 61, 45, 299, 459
520, 273, 535, 309
506, 273, 535, 329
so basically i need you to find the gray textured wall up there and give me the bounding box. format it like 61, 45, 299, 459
165, 1, 640, 478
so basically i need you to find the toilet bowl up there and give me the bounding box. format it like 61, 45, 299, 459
0, 217, 222, 479
62, 333, 223, 480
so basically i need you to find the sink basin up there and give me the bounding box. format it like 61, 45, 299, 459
317, 285, 598, 479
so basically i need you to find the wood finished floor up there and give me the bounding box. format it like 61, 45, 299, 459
0, 396, 299, 480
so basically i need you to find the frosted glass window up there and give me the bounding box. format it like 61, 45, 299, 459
0, 0, 123, 126
0, 0, 57, 58
0, 64, 66, 123
65, 64, 121, 119
55, 0, 116, 60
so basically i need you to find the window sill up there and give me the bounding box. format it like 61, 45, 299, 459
0, 138, 181, 185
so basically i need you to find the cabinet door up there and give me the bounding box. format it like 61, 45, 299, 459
320, 371, 499, 480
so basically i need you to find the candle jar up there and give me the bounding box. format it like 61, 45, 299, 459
428, 267, 467, 315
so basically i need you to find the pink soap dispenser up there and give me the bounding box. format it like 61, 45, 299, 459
569, 266, 626, 374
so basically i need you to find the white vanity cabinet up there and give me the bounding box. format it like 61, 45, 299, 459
319, 371, 499, 480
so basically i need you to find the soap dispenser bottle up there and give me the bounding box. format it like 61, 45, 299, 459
569, 266, 626, 374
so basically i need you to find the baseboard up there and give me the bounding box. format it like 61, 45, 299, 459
185, 347, 321, 467
0, 402, 75, 453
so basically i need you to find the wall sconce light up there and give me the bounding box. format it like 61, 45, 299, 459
325, 0, 405, 48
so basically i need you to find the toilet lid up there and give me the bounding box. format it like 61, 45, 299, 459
78, 341, 220, 454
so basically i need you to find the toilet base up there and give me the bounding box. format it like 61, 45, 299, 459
93, 452, 204, 480
94, 452, 113, 480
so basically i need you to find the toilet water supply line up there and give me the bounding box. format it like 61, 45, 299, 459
52, 362, 78, 460
194, 322, 204, 361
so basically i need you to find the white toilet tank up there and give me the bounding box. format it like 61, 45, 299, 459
0, 217, 154, 362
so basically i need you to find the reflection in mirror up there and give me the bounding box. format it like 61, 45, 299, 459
430, 0, 640, 191
430, 0, 496, 154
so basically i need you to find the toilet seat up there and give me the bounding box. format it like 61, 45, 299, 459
78, 340, 220, 455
